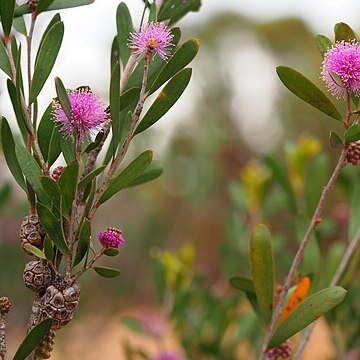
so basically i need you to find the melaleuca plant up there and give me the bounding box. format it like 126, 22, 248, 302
0, 0, 200, 358
229, 22, 360, 360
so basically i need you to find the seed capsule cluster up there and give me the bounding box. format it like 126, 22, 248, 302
23, 261, 53, 294
35, 329, 56, 359
0, 297, 10, 315
20, 214, 46, 250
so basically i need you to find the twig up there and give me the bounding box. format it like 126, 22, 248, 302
0, 315, 6, 360
258, 147, 347, 359
293, 226, 360, 359
120, 52, 138, 93
72, 249, 105, 282
89, 52, 151, 220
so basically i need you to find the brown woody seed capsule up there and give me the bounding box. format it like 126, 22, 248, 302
0, 297, 10, 315
23, 261, 52, 294
346, 141, 360, 165
40, 282, 81, 330
35, 329, 56, 359
20, 214, 46, 250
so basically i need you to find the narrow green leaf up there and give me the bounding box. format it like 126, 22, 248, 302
0, 39, 12, 77
110, 35, 119, 75
116, 2, 133, 66
149, 39, 199, 95
121, 317, 145, 334
14, 0, 94, 17
23, 244, 46, 259
250, 224, 274, 324
84, 131, 104, 154
54, 76, 72, 120
60, 136, 75, 164
135, 68, 192, 135
84, 181, 96, 217
38, 104, 54, 160
158, 0, 201, 25
0, 118, 26, 191
315, 34, 332, 57
37, 0, 57, 12
104, 248, 119, 257
110, 62, 121, 156
41, 176, 61, 210
276, 66, 343, 121
73, 219, 91, 266
30, 21, 64, 103
15, 145, 49, 204
148, 2, 157, 22
0, 0, 15, 35
13, 16, 27, 35
345, 124, 360, 142
0, 182, 11, 211
94, 266, 121, 278
230, 276, 255, 293
78, 166, 106, 189
349, 173, 360, 239
329, 130, 344, 148
334, 22, 357, 42
325, 243, 345, 286
120, 87, 140, 109
37, 202, 68, 255
58, 162, 79, 214
99, 150, 153, 204
6, 80, 28, 141
125, 159, 163, 188
43, 235, 54, 261
13, 318, 53, 360
269, 287, 347, 348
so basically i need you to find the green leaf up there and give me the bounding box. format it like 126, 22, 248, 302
110, 36, 119, 75
30, 21, 64, 103
37, 202, 68, 255
54, 76, 72, 120
230, 276, 255, 293
38, 0, 57, 12
276, 66, 343, 121
15, 145, 49, 204
110, 62, 121, 156
269, 287, 347, 348
325, 243, 345, 286
0, 117, 26, 191
315, 34, 332, 57
84, 131, 104, 154
148, 2, 157, 22
158, 0, 201, 25
43, 235, 54, 261
0, 0, 15, 35
264, 154, 297, 213
329, 130, 344, 148
13, 15, 27, 35
116, 2, 133, 66
13, 318, 53, 360
125, 159, 163, 188
334, 22, 357, 42
7, 79, 28, 142
149, 39, 199, 95
349, 172, 360, 239
121, 317, 145, 334
135, 68, 192, 135
345, 124, 360, 142
0, 39, 12, 77
99, 150, 153, 204
250, 224, 274, 324
0, 182, 11, 211
78, 166, 106, 189
41, 176, 61, 211
73, 219, 91, 266
23, 244, 46, 259
60, 136, 75, 164
104, 248, 120, 257
94, 266, 121, 278
14, 0, 94, 17
120, 87, 140, 109
58, 162, 79, 214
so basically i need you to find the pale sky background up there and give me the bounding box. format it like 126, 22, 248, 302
2, 0, 360, 152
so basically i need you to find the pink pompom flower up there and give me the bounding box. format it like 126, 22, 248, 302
53, 89, 108, 140
98, 227, 125, 249
129, 22, 174, 60
152, 353, 183, 360
321, 40, 360, 98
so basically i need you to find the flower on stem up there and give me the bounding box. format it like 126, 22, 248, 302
53, 89, 107, 141
321, 40, 360, 98
266, 341, 292, 360
98, 227, 124, 249
129, 22, 174, 61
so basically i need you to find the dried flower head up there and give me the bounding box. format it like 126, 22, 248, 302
321, 40, 360, 98
53, 89, 107, 140
129, 22, 174, 60
98, 227, 125, 249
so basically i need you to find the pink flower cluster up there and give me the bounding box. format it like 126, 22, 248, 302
129, 22, 174, 60
53, 89, 107, 140
98, 227, 125, 249
322, 41, 360, 98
